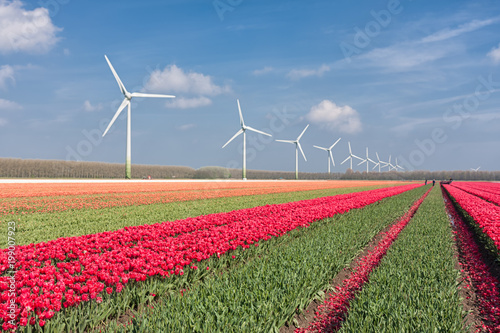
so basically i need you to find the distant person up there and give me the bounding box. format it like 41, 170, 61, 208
425, 179, 427, 185
432, 179, 435, 186
449, 178, 453, 184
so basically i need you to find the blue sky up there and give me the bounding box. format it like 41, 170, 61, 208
0, 0, 499, 174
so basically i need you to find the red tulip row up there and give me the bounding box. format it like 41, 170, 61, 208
443, 184, 500, 250
454, 181, 500, 195
442, 188, 500, 332
450, 182, 500, 206
296, 187, 431, 332
0, 184, 420, 330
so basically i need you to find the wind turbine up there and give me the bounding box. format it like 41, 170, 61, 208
102, 55, 175, 179
386, 155, 396, 171
341, 142, 364, 170
313, 137, 341, 173
222, 99, 272, 180
372, 152, 388, 173
470, 166, 481, 172
357, 147, 377, 173
276, 124, 309, 180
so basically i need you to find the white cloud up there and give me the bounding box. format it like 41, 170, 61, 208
306, 100, 362, 134
0, 0, 62, 54
0, 98, 21, 110
165, 96, 212, 109
177, 123, 196, 131
287, 64, 330, 80
359, 43, 456, 70
347, 18, 498, 71
0, 64, 14, 89
144, 64, 230, 96
420, 18, 499, 43
487, 43, 500, 64
83, 100, 103, 112
252, 66, 273, 76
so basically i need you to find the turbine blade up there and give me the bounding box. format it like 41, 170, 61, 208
297, 124, 309, 141
341, 156, 350, 165
357, 159, 366, 166
104, 55, 128, 96
329, 150, 335, 166
372, 163, 379, 170
348, 142, 352, 154
297, 142, 307, 161
276, 139, 294, 143
246, 126, 272, 137
222, 129, 244, 148
237, 99, 245, 128
352, 154, 364, 161
376, 152, 380, 162
368, 158, 376, 164
102, 98, 129, 137
130, 92, 175, 98
329, 137, 341, 150
313, 145, 327, 151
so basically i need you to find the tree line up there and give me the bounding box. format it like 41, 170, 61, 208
0, 158, 498, 181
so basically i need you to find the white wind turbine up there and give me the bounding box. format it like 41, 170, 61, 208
341, 142, 364, 170
372, 152, 388, 173
313, 138, 341, 174
386, 155, 396, 171
276, 124, 309, 180
222, 99, 272, 180
471, 166, 481, 172
102, 55, 175, 179
357, 147, 377, 173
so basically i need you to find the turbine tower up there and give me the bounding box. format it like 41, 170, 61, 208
341, 142, 364, 170
222, 99, 272, 180
102, 55, 175, 179
313, 138, 341, 173
276, 124, 309, 180
357, 147, 376, 173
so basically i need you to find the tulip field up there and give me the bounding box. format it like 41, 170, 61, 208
0, 180, 499, 332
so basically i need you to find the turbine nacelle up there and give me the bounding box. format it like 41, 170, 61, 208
102, 55, 175, 138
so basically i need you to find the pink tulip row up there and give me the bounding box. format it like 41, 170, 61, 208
450, 182, 500, 206
443, 184, 500, 250
296, 187, 431, 332
0, 184, 421, 330
442, 188, 500, 332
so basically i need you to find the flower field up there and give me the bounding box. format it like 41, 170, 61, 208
0, 180, 400, 216
443, 183, 500, 250
1, 180, 499, 332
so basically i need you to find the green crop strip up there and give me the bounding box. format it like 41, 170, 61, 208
84, 187, 429, 333
3, 185, 391, 247
339, 186, 465, 332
